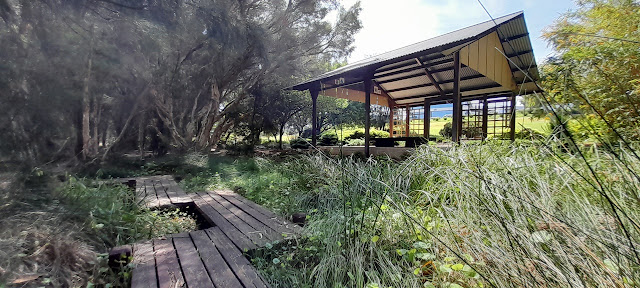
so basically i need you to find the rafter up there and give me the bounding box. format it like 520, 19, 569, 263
415, 58, 444, 97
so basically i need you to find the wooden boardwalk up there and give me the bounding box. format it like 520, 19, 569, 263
114, 175, 301, 288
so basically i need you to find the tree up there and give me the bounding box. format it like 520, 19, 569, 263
531, 0, 640, 139
0, 0, 362, 163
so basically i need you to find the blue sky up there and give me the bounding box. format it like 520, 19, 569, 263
339, 0, 577, 64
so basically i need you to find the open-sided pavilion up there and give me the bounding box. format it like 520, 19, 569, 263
291, 11, 542, 156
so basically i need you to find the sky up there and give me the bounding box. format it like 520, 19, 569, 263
337, 0, 577, 64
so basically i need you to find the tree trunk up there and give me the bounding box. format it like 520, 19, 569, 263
209, 118, 234, 150
138, 109, 146, 159
197, 83, 221, 150
81, 25, 95, 160
91, 95, 101, 154
101, 83, 150, 161
279, 123, 285, 149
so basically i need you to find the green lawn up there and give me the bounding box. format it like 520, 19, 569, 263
262, 115, 549, 144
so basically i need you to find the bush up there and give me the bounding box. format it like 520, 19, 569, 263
345, 130, 365, 140
319, 133, 339, 146
345, 129, 390, 141
345, 138, 365, 146
438, 122, 482, 139
440, 122, 453, 137
371, 130, 390, 138
290, 138, 310, 149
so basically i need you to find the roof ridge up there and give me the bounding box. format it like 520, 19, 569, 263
346, 11, 524, 65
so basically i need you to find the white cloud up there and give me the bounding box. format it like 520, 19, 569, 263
341, 0, 512, 62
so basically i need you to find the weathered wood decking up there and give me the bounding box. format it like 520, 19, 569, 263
116, 175, 300, 288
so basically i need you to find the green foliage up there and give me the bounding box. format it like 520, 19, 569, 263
59, 178, 196, 246
440, 122, 453, 137
211, 141, 640, 287
344, 129, 390, 140
345, 130, 367, 140
346, 138, 366, 146
534, 0, 640, 139
319, 132, 339, 146
0, 0, 363, 161
497, 127, 545, 140
290, 138, 311, 149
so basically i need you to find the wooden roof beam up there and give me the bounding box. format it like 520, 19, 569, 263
415, 58, 445, 97
393, 83, 504, 101
385, 74, 486, 93
397, 92, 513, 107
374, 57, 454, 79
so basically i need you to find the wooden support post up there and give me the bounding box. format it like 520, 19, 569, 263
482, 95, 489, 140
405, 105, 410, 137
424, 99, 431, 140
452, 51, 462, 143
509, 94, 517, 141
311, 89, 319, 146
364, 76, 372, 157
389, 105, 395, 138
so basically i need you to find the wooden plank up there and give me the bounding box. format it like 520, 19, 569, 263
135, 183, 148, 208
131, 242, 158, 288
218, 191, 276, 218
209, 193, 281, 242
193, 193, 257, 251
173, 236, 215, 288
469, 40, 479, 74
217, 192, 299, 237
486, 33, 497, 81
153, 179, 172, 207
217, 191, 301, 235
459, 45, 469, 68
190, 230, 244, 288
197, 192, 269, 247
143, 178, 159, 208
161, 176, 191, 204
153, 238, 186, 288
205, 227, 270, 288
478, 36, 488, 76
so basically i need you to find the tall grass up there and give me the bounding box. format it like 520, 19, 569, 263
241, 142, 639, 287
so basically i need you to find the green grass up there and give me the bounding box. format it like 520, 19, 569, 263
262, 114, 549, 147
515, 115, 549, 133
180, 138, 640, 287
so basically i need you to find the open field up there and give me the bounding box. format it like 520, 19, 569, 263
264, 115, 549, 144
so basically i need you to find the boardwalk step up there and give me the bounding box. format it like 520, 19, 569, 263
122, 175, 296, 288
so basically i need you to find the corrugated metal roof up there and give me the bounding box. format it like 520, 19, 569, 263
293, 12, 526, 89
292, 11, 542, 101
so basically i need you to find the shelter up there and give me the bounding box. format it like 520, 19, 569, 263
291, 11, 542, 156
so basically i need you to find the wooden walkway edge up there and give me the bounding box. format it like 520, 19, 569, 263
111, 175, 300, 288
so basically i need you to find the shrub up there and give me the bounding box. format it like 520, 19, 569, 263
319, 133, 339, 146
345, 129, 390, 140
440, 122, 453, 137
345, 130, 365, 140
371, 130, 390, 138
290, 138, 310, 149
438, 122, 481, 139
346, 138, 365, 146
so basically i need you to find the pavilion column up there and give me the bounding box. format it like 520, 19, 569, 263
452, 51, 462, 143
405, 105, 410, 137
482, 95, 489, 140
509, 93, 517, 141
311, 89, 319, 146
424, 99, 431, 139
389, 104, 395, 137
364, 75, 372, 157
